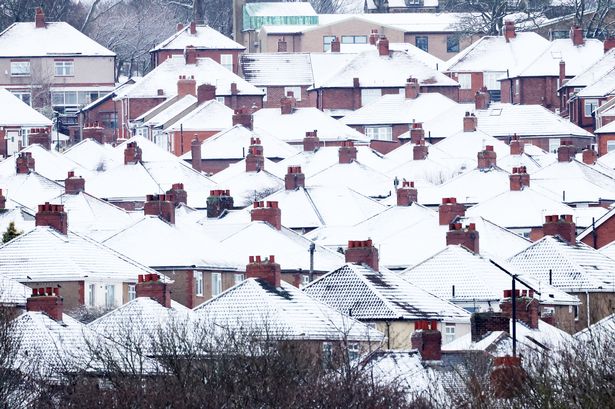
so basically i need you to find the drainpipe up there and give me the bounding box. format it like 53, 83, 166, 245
586, 290, 590, 328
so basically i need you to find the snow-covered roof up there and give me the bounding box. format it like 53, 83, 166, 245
444, 32, 549, 73
316, 49, 458, 89
115, 56, 264, 99
563, 48, 615, 88
420, 167, 511, 205
594, 117, 615, 134
576, 67, 615, 98
62, 138, 122, 173
402, 245, 577, 305
0, 21, 115, 57
512, 38, 603, 78
165, 99, 234, 132
256, 186, 386, 230
575, 312, 615, 341
0, 274, 30, 305
0, 144, 91, 182
362, 350, 437, 396
578, 206, 615, 243
317, 12, 469, 33
339, 42, 444, 70
142, 95, 197, 129
212, 163, 283, 207
151, 24, 244, 51
0, 172, 64, 210
599, 240, 615, 260
384, 155, 461, 187
474, 103, 593, 139
241, 53, 314, 86
598, 149, 615, 170
507, 235, 615, 292
466, 188, 575, 229
309, 52, 357, 88
0, 226, 160, 283
307, 161, 394, 198
340, 93, 459, 126
304, 263, 470, 321
179, 125, 298, 161
0, 89, 52, 127
253, 107, 368, 144
103, 216, 241, 270
194, 277, 382, 342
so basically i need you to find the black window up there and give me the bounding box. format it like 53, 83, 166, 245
415, 36, 428, 52
447, 35, 459, 53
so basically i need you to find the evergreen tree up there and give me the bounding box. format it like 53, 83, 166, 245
2, 222, 21, 243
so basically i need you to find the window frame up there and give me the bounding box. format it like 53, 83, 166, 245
87, 283, 96, 307
323, 35, 336, 52
584, 99, 599, 118
10, 60, 31, 77
104, 284, 115, 309
220, 54, 233, 71
128, 284, 136, 301
607, 140, 615, 152
415, 35, 428, 52
341, 35, 367, 44
284, 86, 302, 101
211, 272, 222, 297
234, 273, 245, 285
194, 271, 204, 297
457, 73, 472, 90
444, 323, 456, 344
365, 125, 393, 141
446, 35, 459, 53
54, 60, 74, 77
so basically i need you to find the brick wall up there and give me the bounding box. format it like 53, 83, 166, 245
171, 130, 218, 156
597, 133, 615, 156
580, 214, 615, 249
263, 86, 314, 108
569, 291, 615, 333
223, 95, 263, 111
152, 49, 242, 74
24, 281, 84, 312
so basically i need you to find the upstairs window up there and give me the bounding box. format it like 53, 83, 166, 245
10, 61, 30, 77
104, 284, 115, 308
457, 73, 472, 90
415, 36, 428, 52
323, 36, 336, 52
211, 272, 222, 297
584, 99, 599, 117
55, 60, 74, 77
341, 35, 367, 44
220, 54, 233, 72
128, 284, 136, 301
360, 88, 381, 106
194, 271, 204, 296
284, 86, 302, 101
446, 35, 459, 53
444, 323, 456, 344
234, 273, 245, 285
365, 126, 392, 141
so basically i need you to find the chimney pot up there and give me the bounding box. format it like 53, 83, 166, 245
136, 274, 172, 307
411, 329, 442, 361
377, 35, 390, 56
124, 142, 143, 165
303, 130, 320, 152
26, 289, 63, 321
232, 106, 253, 130
557, 141, 576, 162
285, 166, 305, 190
463, 112, 477, 132
16, 152, 35, 174
345, 239, 379, 271
439, 197, 465, 225
446, 223, 480, 253
500, 292, 539, 329
246, 255, 281, 287
543, 214, 576, 244
582, 146, 598, 165
338, 141, 357, 164
330, 36, 340, 52
144, 194, 176, 224
396, 181, 418, 206
64, 172, 85, 194
184, 45, 197, 65
475, 87, 490, 110
251, 201, 281, 229
570, 25, 584, 46
35, 202, 68, 234
477, 146, 497, 170
503, 20, 516, 42
189, 21, 197, 35
369, 29, 379, 45
405, 77, 419, 99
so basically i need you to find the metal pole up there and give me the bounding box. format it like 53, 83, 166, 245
308, 243, 315, 282
512, 274, 517, 358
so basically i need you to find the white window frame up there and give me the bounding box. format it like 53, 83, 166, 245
54, 60, 74, 77
360, 88, 381, 106
220, 54, 233, 72
87, 283, 96, 307
483, 71, 506, 90
234, 273, 245, 285
211, 272, 222, 297
365, 126, 392, 141
104, 284, 115, 309
515, 79, 520, 96
347, 342, 360, 361
548, 138, 560, 154
301, 274, 310, 288
258, 87, 268, 102
341, 35, 367, 44
607, 140, 615, 152
11, 91, 31, 106
284, 86, 302, 101
194, 271, 204, 296
584, 99, 599, 117
10, 61, 30, 77
215, 96, 225, 104
444, 323, 456, 344
128, 284, 136, 301
456, 73, 471, 90
323, 35, 336, 52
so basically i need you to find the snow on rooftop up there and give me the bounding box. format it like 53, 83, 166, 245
576, 67, 615, 98
420, 167, 511, 205
143, 95, 197, 128
253, 107, 368, 143
166, 99, 233, 132
194, 278, 382, 342
0, 21, 115, 57
0, 172, 64, 210
62, 139, 122, 173
212, 164, 283, 207
151, 24, 244, 52
339, 42, 443, 70
599, 240, 615, 260
0, 89, 51, 127
564, 48, 615, 88
307, 161, 394, 198
0, 274, 30, 305
242, 53, 314, 86
575, 312, 615, 341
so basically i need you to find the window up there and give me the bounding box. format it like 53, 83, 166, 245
323, 36, 336, 52
11, 91, 31, 106
405, 0, 422, 5
258, 87, 268, 102
607, 140, 615, 152
515, 79, 520, 96
128, 284, 136, 301
347, 342, 360, 361
104, 284, 115, 308
365, 126, 392, 141
215, 96, 225, 104
457, 73, 471, 90
415, 36, 428, 52
341, 35, 367, 44
301, 274, 310, 287
446, 35, 459, 53
211, 272, 222, 297
194, 271, 203, 296
483, 71, 506, 90
51, 91, 78, 107
571, 305, 580, 321
284, 86, 302, 101
360, 88, 381, 106
234, 273, 244, 285
87, 284, 96, 307
54, 60, 74, 77
220, 54, 233, 71
10, 61, 30, 76
584, 99, 599, 117
548, 138, 560, 154
322, 342, 333, 367
444, 323, 456, 344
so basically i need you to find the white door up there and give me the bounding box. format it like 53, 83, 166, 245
6, 131, 19, 156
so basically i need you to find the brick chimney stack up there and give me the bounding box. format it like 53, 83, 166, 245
232, 107, 254, 130
345, 239, 379, 271
439, 197, 465, 226
410, 122, 424, 144
557, 141, 576, 162
0, 189, 6, 210
124, 142, 142, 165
16, 152, 35, 174
582, 146, 598, 165
27, 288, 63, 321
477, 145, 497, 170
377, 35, 389, 56
247, 255, 281, 288
470, 312, 510, 342
191, 138, 202, 172
285, 166, 305, 190
503, 20, 516, 42
281, 92, 296, 115
475, 87, 490, 110
35, 7, 46, 29
413, 140, 428, 160
369, 29, 379, 45
277, 37, 287, 52
177, 23, 184, 32
197, 83, 216, 104
144, 194, 175, 224
83, 123, 106, 144
543, 214, 576, 244
189, 21, 197, 35
396, 180, 417, 206
28, 128, 51, 150
463, 112, 477, 132
303, 130, 320, 152
500, 289, 539, 329
339, 141, 357, 164
230, 82, 238, 95
446, 222, 479, 254
36, 203, 68, 235
251, 201, 281, 230
405, 77, 419, 99
185, 45, 197, 64
166, 183, 188, 206
137, 274, 171, 308
411, 321, 442, 361
64, 171, 85, 194
177, 75, 196, 97
207, 190, 234, 218
510, 166, 530, 191
330, 36, 341, 52
246, 137, 265, 172
604, 37, 615, 53
570, 25, 584, 46
509, 134, 524, 155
